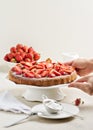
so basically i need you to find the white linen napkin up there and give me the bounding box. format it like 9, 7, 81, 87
0, 91, 32, 114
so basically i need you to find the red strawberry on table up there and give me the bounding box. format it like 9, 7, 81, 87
74, 98, 84, 106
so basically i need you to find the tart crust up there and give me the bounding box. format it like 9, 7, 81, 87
9, 70, 77, 87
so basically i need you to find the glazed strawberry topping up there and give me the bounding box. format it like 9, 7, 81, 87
4, 44, 40, 63
11, 58, 75, 78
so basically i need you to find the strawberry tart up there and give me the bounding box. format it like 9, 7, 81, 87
8, 58, 77, 87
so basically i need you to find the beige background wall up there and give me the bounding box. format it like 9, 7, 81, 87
0, 0, 93, 61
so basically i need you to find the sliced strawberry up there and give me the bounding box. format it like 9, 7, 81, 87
37, 62, 46, 69
12, 66, 22, 74
31, 61, 37, 65
34, 73, 41, 78
52, 69, 61, 76
57, 62, 64, 66
23, 71, 35, 78
35, 64, 44, 69
48, 73, 56, 78
45, 63, 53, 69
35, 69, 44, 74
54, 63, 60, 71
63, 68, 74, 74
20, 61, 33, 67
24, 65, 31, 70
41, 70, 48, 77
48, 71, 56, 78
22, 68, 28, 74
31, 68, 37, 73
16, 63, 24, 69
59, 69, 67, 75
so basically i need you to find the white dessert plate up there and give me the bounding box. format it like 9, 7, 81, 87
31, 103, 79, 119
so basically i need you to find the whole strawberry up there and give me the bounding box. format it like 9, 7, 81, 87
74, 98, 84, 106
4, 43, 40, 63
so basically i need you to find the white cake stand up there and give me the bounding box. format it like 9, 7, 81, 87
22, 84, 66, 102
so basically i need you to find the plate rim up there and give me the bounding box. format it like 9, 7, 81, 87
32, 103, 79, 119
